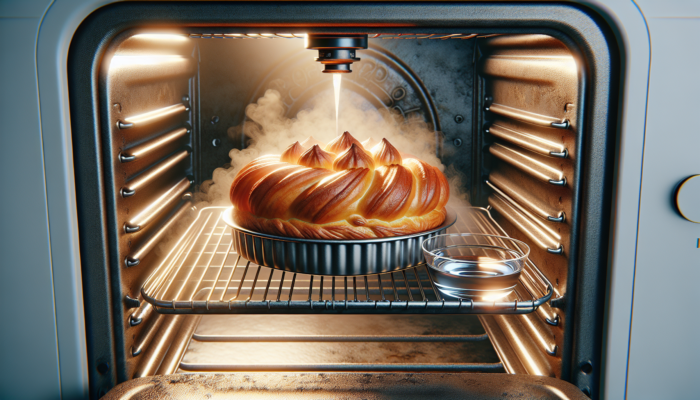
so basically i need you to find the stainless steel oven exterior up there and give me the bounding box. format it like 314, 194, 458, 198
1, 1, 698, 399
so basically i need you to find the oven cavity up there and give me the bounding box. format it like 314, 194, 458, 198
69, 8, 613, 396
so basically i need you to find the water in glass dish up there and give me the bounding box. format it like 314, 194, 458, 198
427, 249, 522, 300
433, 255, 516, 277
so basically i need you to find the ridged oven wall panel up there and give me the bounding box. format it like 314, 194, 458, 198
479, 34, 581, 381
102, 32, 197, 382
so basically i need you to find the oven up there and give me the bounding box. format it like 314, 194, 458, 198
1, 1, 698, 399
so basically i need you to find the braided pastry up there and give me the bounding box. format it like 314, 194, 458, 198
230, 131, 449, 239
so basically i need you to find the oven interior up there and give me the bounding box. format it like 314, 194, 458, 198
69, 3, 616, 399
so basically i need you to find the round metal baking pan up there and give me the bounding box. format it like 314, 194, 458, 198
222, 207, 457, 276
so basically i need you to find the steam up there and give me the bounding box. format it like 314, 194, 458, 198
334, 74, 342, 136
195, 88, 469, 208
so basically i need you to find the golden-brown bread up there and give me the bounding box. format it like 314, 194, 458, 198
229, 132, 450, 239
332, 143, 375, 171
370, 138, 403, 167
280, 141, 305, 164
324, 131, 364, 154
298, 144, 335, 169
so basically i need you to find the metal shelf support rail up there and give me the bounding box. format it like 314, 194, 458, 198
191, 333, 490, 342
141, 207, 553, 314
178, 362, 505, 373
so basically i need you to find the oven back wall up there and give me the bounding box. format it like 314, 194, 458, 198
196, 36, 475, 188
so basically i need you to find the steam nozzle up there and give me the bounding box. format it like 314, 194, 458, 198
305, 34, 368, 73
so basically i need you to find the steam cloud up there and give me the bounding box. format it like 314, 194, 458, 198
195, 88, 469, 208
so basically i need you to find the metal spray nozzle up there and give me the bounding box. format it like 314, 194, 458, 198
305, 34, 368, 73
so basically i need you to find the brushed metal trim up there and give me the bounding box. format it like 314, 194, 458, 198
487, 103, 569, 129
121, 150, 189, 198
124, 178, 191, 233
117, 103, 188, 130
488, 124, 567, 158
489, 143, 566, 185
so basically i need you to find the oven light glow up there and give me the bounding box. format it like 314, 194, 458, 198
543, 385, 571, 399
122, 104, 187, 125
481, 291, 512, 301
131, 33, 188, 42
110, 55, 188, 68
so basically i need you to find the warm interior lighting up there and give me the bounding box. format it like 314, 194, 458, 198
132, 33, 188, 42
543, 386, 571, 399
514, 148, 565, 182
481, 290, 513, 301
110, 55, 188, 68
123, 104, 186, 125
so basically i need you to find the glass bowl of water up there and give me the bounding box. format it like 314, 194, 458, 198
422, 233, 530, 300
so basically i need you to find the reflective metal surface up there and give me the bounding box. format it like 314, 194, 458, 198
488, 194, 563, 254
179, 362, 504, 372
124, 178, 191, 233
132, 315, 185, 378
117, 103, 188, 130
131, 312, 165, 357
479, 33, 582, 384
125, 202, 191, 267
121, 150, 189, 197
102, 373, 590, 400
487, 103, 569, 129
489, 143, 566, 186
191, 333, 489, 342
181, 313, 500, 374
486, 176, 565, 223
99, 30, 197, 384
188, 33, 482, 40
119, 127, 189, 163
155, 315, 201, 375
487, 124, 567, 158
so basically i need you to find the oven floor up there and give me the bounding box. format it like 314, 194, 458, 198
179, 315, 500, 371
105, 373, 589, 400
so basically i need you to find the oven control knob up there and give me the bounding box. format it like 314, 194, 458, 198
676, 175, 700, 223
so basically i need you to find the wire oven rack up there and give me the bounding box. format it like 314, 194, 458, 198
141, 207, 553, 314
